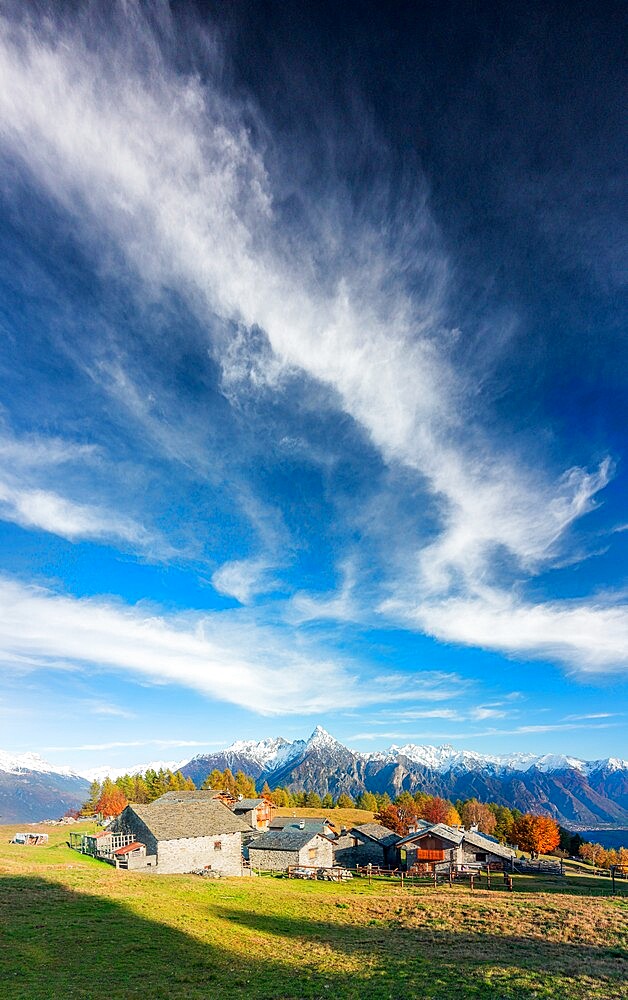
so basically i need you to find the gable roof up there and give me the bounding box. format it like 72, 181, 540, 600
155, 790, 223, 803
233, 798, 265, 811
249, 829, 328, 852
126, 800, 253, 841
461, 829, 515, 859
351, 823, 399, 847
396, 823, 464, 847
270, 816, 334, 832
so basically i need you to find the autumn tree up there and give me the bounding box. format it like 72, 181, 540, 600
460, 799, 497, 835
488, 804, 516, 843
375, 804, 407, 836
305, 791, 323, 808
234, 770, 257, 798
202, 769, 225, 791
335, 793, 354, 809
512, 813, 560, 855
260, 781, 273, 799
419, 796, 460, 826
96, 777, 127, 818
356, 791, 378, 812
269, 786, 293, 807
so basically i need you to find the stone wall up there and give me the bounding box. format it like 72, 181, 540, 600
335, 834, 386, 868
110, 809, 158, 856
297, 837, 334, 868
156, 831, 243, 875
249, 847, 298, 871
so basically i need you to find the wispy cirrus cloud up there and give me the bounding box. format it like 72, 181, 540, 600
392, 587, 628, 674
0, 4, 622, 681
0, 576, 459, 716
0, 427, 162, 549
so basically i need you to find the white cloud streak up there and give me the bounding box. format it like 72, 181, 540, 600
397, 588, 628, 673
0, 9, 621, 674
0, 577, 448, 715
0, 428, 155, 546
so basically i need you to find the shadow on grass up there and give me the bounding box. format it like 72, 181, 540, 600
0, 874, 625, 1000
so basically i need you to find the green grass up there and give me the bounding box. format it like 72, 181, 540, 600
0, 824, 626, 999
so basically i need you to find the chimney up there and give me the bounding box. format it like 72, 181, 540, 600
299, 820, 305, 830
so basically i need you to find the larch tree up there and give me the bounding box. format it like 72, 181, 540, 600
460, 799, 497, 835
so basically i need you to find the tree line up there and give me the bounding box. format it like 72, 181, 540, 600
82, 766, 571, 856
578, 841, 628, 870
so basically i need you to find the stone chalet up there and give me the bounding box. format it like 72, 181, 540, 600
232, 797, 274, 831
397, 823, 516, 871
248, 828, 334, 871
110, 795, 254, 875
334, 823, 400, 868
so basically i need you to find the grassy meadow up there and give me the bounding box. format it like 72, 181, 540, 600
0, 822, 626, 1000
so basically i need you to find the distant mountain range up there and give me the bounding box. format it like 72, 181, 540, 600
2, 728, 627, 826
0, 750, 90, 824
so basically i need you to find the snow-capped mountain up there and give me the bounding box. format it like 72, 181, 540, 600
3, 728, 628, 826
0, 750, 89, 824
0, 749, 84, 780
178, 727, 628, 826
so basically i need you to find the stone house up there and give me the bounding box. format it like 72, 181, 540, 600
232, 797, 274, 831
334, 823, 400, 868
110, 796, 253, 875
397, 823, 515, 871
248, 829, 335, 871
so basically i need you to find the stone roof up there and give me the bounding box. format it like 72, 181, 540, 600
155, 790, 223, 803
270, 816, 333, 832
233, 798, 265, 811
351, 823, 399, 847
249, 829, 326, 852
462, 829, 515, 859
396, 823, 464, 847
128, 800, 253, 841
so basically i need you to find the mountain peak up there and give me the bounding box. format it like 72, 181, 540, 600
306, 725, 339, 747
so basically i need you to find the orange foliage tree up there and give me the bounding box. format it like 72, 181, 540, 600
375, 804, 411, 836
512, 813, 560, 855
96, 778, 128, 818
460, 799, 497, 835
419, 796, 460, 826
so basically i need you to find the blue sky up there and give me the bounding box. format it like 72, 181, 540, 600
0, 0, 626, 770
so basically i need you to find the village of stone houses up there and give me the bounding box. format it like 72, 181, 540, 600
3, 761, 627, 1000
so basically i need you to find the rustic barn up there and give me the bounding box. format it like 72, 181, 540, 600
232, 797, 273, 831
397, 823, 515, 871
248, 829, 334, 871
334, 823, 399, 868
110, 796, 253, 874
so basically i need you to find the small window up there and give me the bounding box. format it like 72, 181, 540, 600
308, 847, 317, 861
214, 841, 222, 851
